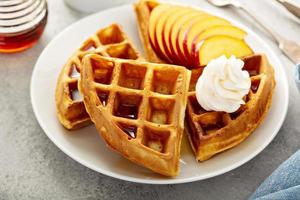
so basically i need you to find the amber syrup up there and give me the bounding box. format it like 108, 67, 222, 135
98, 92, 109, 106
116, 103, 138, 119
117, 123, 137, 139
0, 0, 48, 53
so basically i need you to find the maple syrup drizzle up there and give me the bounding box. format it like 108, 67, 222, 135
97, 92, 109, 106
247, 70, 259, 77
251, 79, 260, 93
230, 105, 246, 120
116, 103, 138, 119
117, 123, 137, 139
189, 96, 206, 114
121, 125, 137, 139
243, 55, 261, 76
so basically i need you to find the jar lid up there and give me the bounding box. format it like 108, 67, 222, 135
0, 0, 47, 34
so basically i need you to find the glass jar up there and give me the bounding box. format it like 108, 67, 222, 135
0, 0, 48, 53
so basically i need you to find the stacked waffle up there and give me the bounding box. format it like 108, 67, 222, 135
55, 0, 275, 176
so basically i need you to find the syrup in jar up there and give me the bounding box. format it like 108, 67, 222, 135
0, 0, 48, 53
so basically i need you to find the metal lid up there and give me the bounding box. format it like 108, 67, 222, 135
0, 0, 47, 34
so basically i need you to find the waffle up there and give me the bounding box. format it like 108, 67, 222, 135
135, 0, 276, 161
135, 0, 166, 64
79, 54, 191, 176
55, 24, 141, 130
186, 54, 275, 160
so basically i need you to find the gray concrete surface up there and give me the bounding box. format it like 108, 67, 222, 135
0, 0, 300, 199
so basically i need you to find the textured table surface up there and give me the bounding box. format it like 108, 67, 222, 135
1, 0, 300, 199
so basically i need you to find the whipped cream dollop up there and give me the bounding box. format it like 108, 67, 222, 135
196, 55, 251, 113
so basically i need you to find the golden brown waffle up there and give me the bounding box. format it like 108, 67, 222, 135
79, 54, 191, 176
135, 0, 165, 64
55, 24, 141, 130
135, 0, 276, 161
186, 54, 275, 161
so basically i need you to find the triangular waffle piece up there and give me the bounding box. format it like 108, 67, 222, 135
55, 24, 141, 130
79, 54, 191, 176
135, 0, 275, 161
186, 54, 275, 160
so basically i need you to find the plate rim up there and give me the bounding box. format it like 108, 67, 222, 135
30, 4, 289, 184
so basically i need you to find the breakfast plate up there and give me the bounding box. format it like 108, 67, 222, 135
31, 4, 289, 184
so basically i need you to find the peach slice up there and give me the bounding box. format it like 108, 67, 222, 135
191, 25, 247, 63
196, 35, 253, 66
169, 11, 206, 65
154, 6, 189, 63
175, 14, 211, 66
148, 4, 172, 60
162, 8, 193, 63
182, 17, 231, 65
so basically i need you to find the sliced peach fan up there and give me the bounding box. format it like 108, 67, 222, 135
138, 0, 252, 68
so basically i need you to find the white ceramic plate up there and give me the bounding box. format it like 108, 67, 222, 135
31, 4, 289, 184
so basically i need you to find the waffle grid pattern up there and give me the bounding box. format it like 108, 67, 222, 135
185, 55, 271, 160
56, 24, 141, 130
80, 54, 191, 176
88, 55, 189, 154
